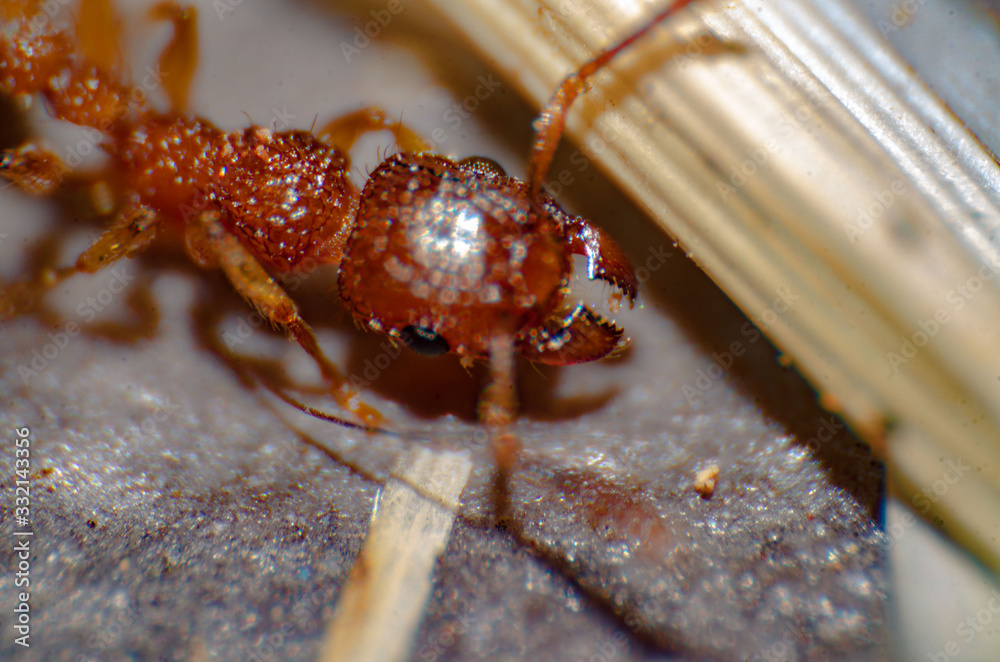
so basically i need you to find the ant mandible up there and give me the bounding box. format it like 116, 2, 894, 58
0, 0, 697, 470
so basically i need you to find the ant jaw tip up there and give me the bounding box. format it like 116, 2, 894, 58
621, 280, 640, 305
591, 268, 638, 309
601, 334, 631, 361
354, 406, 385, 430
577, 306, 629, 356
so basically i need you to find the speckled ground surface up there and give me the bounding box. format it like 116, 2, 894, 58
0, 1, 886, 660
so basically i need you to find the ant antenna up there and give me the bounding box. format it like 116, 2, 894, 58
528, 0, 698, 199
252, 371, 394, 435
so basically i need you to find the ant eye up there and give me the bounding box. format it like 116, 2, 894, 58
459, 156, 507, 178
400, 325, 450, 357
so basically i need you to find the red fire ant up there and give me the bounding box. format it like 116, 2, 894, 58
0, 0, 697, 470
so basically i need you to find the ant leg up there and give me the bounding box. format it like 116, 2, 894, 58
527, 0, 698, 199
1, 145, 69, 195
479, 328, 521, 523
148, 2, 198, 113
74, 201, 159, 269
185, 211, 385, 430
76, 0, 123, 74
316, 107, 430, 153
0, 199, 158, 317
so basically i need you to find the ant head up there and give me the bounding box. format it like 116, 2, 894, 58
338, 152, 571, 361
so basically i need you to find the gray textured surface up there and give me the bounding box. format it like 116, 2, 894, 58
1, 0, 886, 659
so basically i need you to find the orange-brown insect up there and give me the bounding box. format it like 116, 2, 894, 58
0, 0, 695, 468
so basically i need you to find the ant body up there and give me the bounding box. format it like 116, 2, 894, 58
1, 0, 696, 469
